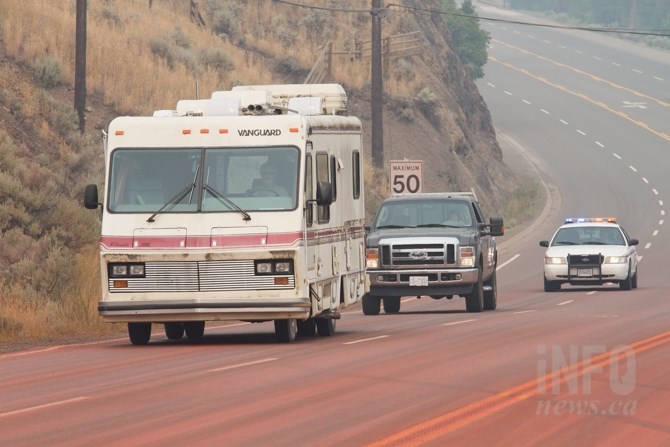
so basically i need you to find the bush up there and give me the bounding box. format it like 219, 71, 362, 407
201, 48, 235, 74
30, 56, 62, 89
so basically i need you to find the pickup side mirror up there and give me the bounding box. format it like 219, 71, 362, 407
316, 181, 333, 206
539, 240, 550, 247
487, 217, 504, 236
84, 184, 100, 210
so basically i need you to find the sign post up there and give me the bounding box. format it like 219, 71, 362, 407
389, 160, 423, 194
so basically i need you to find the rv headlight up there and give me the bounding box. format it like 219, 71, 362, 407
275, 261, 292, 273
256, 262, 273, 274
129, 264, 145, 276
111, 265, 128, 277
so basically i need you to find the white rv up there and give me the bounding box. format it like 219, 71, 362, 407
84, 84, 367, 344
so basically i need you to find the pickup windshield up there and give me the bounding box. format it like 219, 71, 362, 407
108, 146, 299, 213
374, 200, 473, 228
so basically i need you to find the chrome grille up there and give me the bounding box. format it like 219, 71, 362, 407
380, 242, 456, 267
109, 260, 295, 293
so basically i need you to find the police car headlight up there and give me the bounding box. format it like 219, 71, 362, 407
544, 256, 566, 265
605, 256, 627, 264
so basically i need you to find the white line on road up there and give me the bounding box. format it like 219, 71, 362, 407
522, 99, 531, 105
629, 165, 637, 172
613, 153, 622, 160
557, 300, 573, 306
513, 310, 538, 314
498, 254, 520, 270
642, 177, 649, 184
653, 188, 659, 195
577, 130, 586, 136
645, 242, 652, 249
595, 141, 604, 148
442, 319, 477, 327
209, 358, 278, 372
560, 119, 569, 125
541, 109, 550, 115
653, 230, 658, 236
0, 397, 90, 418
653, 76, 664, 81
343, 335, 390, 345
586, 291, 597, 295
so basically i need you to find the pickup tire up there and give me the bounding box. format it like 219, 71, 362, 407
362, 294, 381, 315
483, 269, 497, 310
465, 266, 484, 312
383, 297, 401, 314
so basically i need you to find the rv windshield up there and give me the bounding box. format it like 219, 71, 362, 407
108, 146, 299, 213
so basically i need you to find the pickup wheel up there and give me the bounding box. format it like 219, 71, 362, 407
465, 266, 484, 312
383, 297, 401, 313
128, 322, 152, 345
164, 322, 184, 340
362, 294, 381, 315
483, 269, 497, 310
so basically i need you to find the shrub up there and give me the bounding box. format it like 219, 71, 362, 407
30, 56, 62, 89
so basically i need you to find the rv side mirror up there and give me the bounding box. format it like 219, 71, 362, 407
488, 217, 504, 236
316, 181, 333, 206
84, 184, 100, 210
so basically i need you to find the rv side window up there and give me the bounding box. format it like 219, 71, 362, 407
352, 150, 361, 199
316, 152, 330, 223
330, 155, 337, 202
305, 153, 313, 226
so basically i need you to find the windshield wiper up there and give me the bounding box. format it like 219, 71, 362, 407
203, 184, 251, 221
376, 224, 412, 229
147, 164, 199, 223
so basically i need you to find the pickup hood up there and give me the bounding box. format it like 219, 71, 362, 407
366, 226, 477, 247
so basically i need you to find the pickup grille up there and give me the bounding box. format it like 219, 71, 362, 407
380, 242, 456, 267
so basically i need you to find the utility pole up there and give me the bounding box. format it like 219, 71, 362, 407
629, 0, 637, 30
370, 0, 384, 169
75, 0, 87, 133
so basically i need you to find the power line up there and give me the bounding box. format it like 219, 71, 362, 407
273, 0, 670, 37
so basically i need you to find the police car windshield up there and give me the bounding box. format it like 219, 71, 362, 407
552, 226, 625, 246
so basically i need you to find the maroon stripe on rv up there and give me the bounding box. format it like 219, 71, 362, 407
99, 225, 365, 250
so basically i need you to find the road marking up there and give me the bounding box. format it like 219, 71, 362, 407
642, 177, 649, 184
660, 200, 664, 206
513, 310, 538, 314
613, 153, 622, 160
595, 141, 604, 147
366, 330, 670, 447
586, 291, 597, 295
556, 300, 573, 306
653, 188, 659, 195
208, 358, 278, 372
577, 129, 586, 136
442, 319, 476, 327
522, 99, 531, 104
541, 109, 550, 115
343, 335, 389, 345
504, 90, 512, 96
654, 76, 664, 81
629, 165, 637, 172
560, 119, 568, 125
645, 242, 652, 249
498, 254, 520, 270
653, 230, 658, 236
0, 397, 90, 418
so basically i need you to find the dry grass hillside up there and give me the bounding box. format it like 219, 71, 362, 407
0, 0, 540, 346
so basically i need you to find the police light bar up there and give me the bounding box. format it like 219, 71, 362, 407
564, 217, 617, 224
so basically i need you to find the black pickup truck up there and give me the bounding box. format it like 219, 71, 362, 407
363, 192, 504, 315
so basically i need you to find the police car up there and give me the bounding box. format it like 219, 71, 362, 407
539, 218, 639, 292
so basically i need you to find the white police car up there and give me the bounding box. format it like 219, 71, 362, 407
539, 218, 639, 292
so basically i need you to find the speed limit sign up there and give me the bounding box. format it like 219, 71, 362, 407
389, 160, 423, 194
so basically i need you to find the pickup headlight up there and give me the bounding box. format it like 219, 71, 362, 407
605, 255, 627, 264
366, 248, 379, 269
544, 256, 566, 265
459, 246, 475, 268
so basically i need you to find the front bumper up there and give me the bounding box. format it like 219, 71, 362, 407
366, 268, 479, 297
98, 297, 311, 323
544, 263, 630, 284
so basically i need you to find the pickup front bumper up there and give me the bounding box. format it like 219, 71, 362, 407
366, 267, 479, 297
